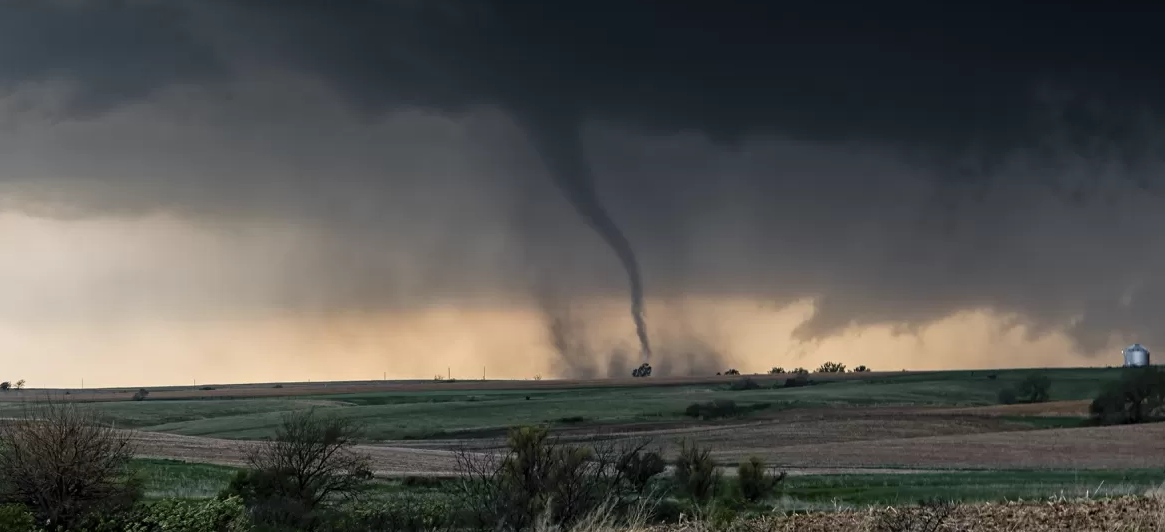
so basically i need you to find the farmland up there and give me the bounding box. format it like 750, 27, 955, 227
5, 366, 1164, 514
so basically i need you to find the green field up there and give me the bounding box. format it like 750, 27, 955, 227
133, 457, 1164, 511
11, 368, 1119, 441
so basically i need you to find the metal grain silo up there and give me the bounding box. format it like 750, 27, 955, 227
1123, 343, 1151, 367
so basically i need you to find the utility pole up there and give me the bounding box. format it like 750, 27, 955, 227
448, 367, 451, 380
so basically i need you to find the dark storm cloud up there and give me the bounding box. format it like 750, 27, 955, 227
4, 0, 1165, 358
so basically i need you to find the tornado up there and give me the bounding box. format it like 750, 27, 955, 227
521, 111, 653, 361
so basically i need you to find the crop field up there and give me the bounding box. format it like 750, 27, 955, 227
6, 366, 1164, 511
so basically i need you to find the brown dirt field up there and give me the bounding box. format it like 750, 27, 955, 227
387, 408, 1033, 454
0, 370, 924, 403
931, 400, 1092, 417
714, 422, 1165, 469
128, 431, 465, 476
652, 496, 1165, 532
128, 417, 1165, 474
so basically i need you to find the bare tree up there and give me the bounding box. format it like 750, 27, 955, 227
245, 408, 373, 510
0, 397, 138, 528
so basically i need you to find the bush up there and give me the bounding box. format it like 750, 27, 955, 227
674, 439, 719, 501
853, 365, 871, 373
816, 361, 846, 373
736, 456, 786, 502
0, 398, 141, 529
683, 399, 741, 419
769, 367, 785, 374
0, 504, 34, 531
1016, 373, 1051, 403
327, 495, 457, 532
273, 384, 284, 389
723, 369, 741, 376
616, 449, 667, 494
1091, 367, 1165, 425
791, 367, 808, 374
132, 388, 150, 401
997, 387, 1019, 405
728, 377, 761, 391
232, 408, 373, 529
0, 382, 9, 391
783, 369, 811, 388
453, 426, 649, 531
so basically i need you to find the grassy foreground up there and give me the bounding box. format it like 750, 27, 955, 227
134, 458, 1165, 511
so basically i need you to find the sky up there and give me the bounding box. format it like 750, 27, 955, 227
2, 1, 1164, 387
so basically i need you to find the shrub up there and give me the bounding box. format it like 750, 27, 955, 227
997, 387, 1019, 405
0, 398, 140, 529
0, 504, 34, 531
616, 449, 667, 494
769, 367, 785, 374
736, 456, 786, 502
1016, 373, 1051, 403
683, 399, 741, 419
816, 361, 846, 373
328, 495, 457, 532
453, 426, 648, 531
853, 365, 871, 373
132, 388, 150, 401
199, 386, 216, 391
674, 439, 719, 501
233, 408, 373, 528
0, 382, 9, 391
1090, 367, 1165, 425
273, 384, 284, 389
792, 367, 808, 374
728, 377, 761, 391
724, 368, 741, 376
783, 369, 811, 388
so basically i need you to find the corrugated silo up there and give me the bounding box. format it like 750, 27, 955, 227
1123, 343, 1151, 367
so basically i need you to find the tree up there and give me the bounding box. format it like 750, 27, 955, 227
724, 368, 741, 376
769, 367, 785, 374
0, 398, 139, 528
13, 379, 24, 390
132, 388, 149, 401
1090, 367, 1165, 425
241, 409, 373, 513
0, 382, 8, 391
853, 365, 871, 373
1015, 374, 1051, 404
631, 363, 653, 378
816, 361, 846, 373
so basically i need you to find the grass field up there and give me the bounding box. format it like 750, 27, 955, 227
132, 457, 1165, 512
15, 365, 1164, 515
4, 367, 1121, 441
